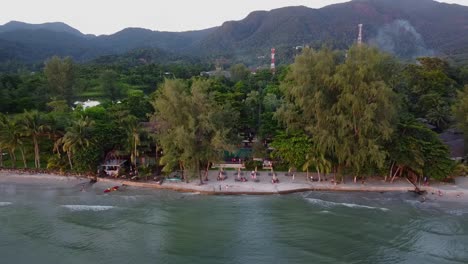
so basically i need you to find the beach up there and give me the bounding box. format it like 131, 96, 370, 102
1, 169, 467, 202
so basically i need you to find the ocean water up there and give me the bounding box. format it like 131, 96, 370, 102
1, 180, 467, 264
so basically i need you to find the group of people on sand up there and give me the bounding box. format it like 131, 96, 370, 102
216, 168, 281, 184
235, 169, 248, 182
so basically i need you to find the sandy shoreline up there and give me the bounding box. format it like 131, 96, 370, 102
1, 169, 467, 202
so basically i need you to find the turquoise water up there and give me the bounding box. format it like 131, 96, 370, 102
1, 180, 468, 264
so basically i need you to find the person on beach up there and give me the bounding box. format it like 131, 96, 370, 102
235, 168, 247, 182
423, 176, 429, 186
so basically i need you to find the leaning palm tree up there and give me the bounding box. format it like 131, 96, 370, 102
58, 116, 95, 170
0, 113, 8, 167
17, 110, 50, 168
0, 117, 17, 167
0, 118, 27, 168
303, 151, 331, 182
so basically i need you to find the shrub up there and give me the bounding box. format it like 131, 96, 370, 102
245, 160, 263, 170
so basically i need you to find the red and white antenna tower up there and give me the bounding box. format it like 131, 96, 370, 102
357, 24, 363, 45
270, 48, 276, 74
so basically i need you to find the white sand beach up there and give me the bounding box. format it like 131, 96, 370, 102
1, 169, 467, 202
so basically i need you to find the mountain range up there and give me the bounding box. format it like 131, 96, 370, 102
0, 0, 467, 66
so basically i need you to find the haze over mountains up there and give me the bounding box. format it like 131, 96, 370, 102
0, 0, 467, 65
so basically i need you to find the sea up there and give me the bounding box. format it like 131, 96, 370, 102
1, 179, 467, 264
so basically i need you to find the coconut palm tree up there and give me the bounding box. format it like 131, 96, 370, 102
17, 110, 50, 168
58, 116, 94, 170
122, 115, 146, 177
303, 151, 331, 182
0, 118, 27, 168
0, 113, 8, 167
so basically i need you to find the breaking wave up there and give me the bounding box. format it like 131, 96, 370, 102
0, 202, 12, 206
306, 198, 389, 212
61, 205, 115, 211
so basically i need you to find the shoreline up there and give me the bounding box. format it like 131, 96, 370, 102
97, 177, 417, 195
1, 169, 467, 201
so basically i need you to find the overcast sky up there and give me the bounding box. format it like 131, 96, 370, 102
1, 0, 467, 35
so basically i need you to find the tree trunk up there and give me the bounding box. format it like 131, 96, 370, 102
179, 161, 188, 183
134, 141, 137, 168
405, 174, 423, 194
354, 175, 357, 183
204, 162, 210, 181
67, 151, 73, 170
198, 162, 203, 185
182, 166, 188, 183
391, 166, 401, 183
317, 166, 321, 182
333, 166, 337, 185
155, 145, 159, 175
387, 161, 395, 182
33, 135, 40, 168
306, 168, 309, 181
10, 150, 16, 168
338, 165, 344, 184
0, 148, 3, 167
20, 148, 27, 168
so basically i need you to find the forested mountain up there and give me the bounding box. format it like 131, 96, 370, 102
198, 0, 468, 61
0, 0, 467, 65
0, 21, 91, 38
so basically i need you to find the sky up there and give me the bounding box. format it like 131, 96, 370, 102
1, 0, 467, 35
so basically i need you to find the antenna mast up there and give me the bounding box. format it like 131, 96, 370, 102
357, 24, 363, 45
270, 48, 276, 74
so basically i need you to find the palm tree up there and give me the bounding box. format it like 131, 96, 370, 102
0, 113, 8, 167
17, 110, 50, 168
58, 116, 94, 170
123, 115, 144, 175
0, 118, 27, 168
303, 151, 331, 182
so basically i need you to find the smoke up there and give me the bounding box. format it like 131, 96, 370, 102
369, 19, 434, 59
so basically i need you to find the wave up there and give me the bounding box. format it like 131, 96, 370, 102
119, 195, 139, 201
61, 205, 115, 211
182, 192, 201, 195
447, 209, 468, 216
306, 198, 389, 212
0, 202, 12, 206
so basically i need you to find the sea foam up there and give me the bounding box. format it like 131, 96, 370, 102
306, 197, 389, 212
0, 202, 12, 206
61, 205, 115, 211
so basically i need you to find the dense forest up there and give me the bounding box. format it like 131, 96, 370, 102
0, 45, 467, 184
